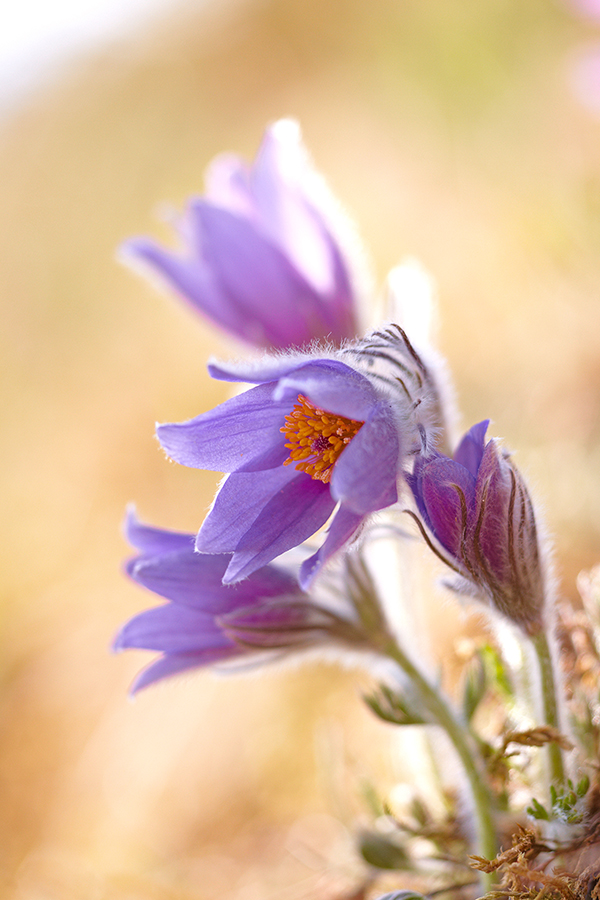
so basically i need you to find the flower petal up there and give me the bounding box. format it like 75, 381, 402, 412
127, 548, 300, 612
122, 121, 361, 351
190, 201, 336, 348
157, 382, 289, 472
405, 458, 433, 530
204, 153, 254, 216
453, 420, 489, 476
221, 598, 335, 648
251, 122, 339, 293
121, 237, 249, 341
208, 354, 313, 385
420, 457, 476, 557
206, 120, 330, 292
114, 604, 228, 653
474, 440, 512, 579
195, 467, 300, 553
124, 507, 195, 555
274, 360, 378, 420
207, 357, 366, 407
223, 473, 336, 582
129, 648, 241, 694
330, 402, 399, 514
299, 505, 364, 588
251, 122, 357, 333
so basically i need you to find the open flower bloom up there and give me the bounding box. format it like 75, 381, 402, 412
115, 511, 382, 692
121, 119, 361, 349
158, 325, 442, 589
407, 421, 546, 635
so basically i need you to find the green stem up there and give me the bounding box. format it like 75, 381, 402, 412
383, 638, 498, 892
530, 630, 566, 790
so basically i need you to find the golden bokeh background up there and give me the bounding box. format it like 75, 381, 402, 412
1, 0, 600, 896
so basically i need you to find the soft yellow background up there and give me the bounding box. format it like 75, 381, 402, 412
1, 1, 599, 897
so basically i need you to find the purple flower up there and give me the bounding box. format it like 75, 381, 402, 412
115, 511, 377, 692
157, 326, 440, 589
122, 120, 360, 349
407, 421, 545, 634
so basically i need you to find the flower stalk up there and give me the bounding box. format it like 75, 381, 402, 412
530, 629, 567, 792
381, 636, 498, 892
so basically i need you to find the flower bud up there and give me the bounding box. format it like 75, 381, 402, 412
408, 421, 546, 634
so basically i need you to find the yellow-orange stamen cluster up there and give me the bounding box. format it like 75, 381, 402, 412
280, 394, 364, 484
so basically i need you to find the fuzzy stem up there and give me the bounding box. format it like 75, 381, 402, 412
530, 629, 566, 791
383, 638, 498, 892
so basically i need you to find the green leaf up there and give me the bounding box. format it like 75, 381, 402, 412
462, 653, 487, 722
577, 774, 590, 797
526, 797, 549, 820
480, 644, 513, 699
363, 684, 427, 726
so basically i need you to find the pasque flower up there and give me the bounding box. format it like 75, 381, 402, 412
407, 420, 546, 634
158, 325, 442, 589
115, 510, 384, 692
122, 119, 361, 349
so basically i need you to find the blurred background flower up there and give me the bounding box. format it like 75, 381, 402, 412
2, 1, 600, 898
122, 118, 363, 349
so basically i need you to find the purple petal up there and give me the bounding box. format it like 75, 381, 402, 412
299, 505, 364, 588
405, 457, 434, 530
453, 420, 489, 476
190, 202, 337, 348
207, 359, 366, 410
235, 439, 289, 473
251, 123, 338, 293
330, 403, 399, 514
195, 467, 300, 553
126, 551, 227, 607
474, 440, 511, 579
114, 604, 228, 654
127, 549, 300, 613
221, 599, 334, 648
274, 360, 378, 420
204, 153, 254, 216
208, 354, 313, 385
223, 474, 336, 582
251, 123, 356, 335
124, 508, 195, 555
157, 382, 290, 472
122, 121, 359, 353
121, 237, 251, 342
130, 647, 241, 694
420, 457, 476, 557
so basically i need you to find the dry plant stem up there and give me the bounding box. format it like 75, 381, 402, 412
383, 638, 498, 892
530, 629, 566, 791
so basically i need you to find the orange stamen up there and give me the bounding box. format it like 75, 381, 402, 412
280, 395, 364, 483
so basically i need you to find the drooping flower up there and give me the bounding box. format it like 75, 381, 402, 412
406, 421, 546, 634
121, 119, 362, 349
114, 510, 389, 692
157, 324, 443, 589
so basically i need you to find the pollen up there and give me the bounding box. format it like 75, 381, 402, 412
280, 394, 364, 483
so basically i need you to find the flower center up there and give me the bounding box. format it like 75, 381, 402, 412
280, 395, 364, 484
